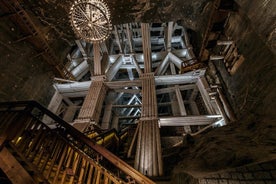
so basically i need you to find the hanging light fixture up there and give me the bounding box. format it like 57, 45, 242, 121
69, 0, 112, 43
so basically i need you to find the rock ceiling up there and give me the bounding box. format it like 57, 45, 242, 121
22, 0, 213, 50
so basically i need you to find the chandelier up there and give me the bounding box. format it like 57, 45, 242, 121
69, 0, 112, 43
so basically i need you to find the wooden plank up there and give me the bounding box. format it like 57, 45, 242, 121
230, 55, 244, 75
141, 23, 152, 73
196, 77, 215, 114
127, 123, 140, 158
166, 22, 174, 51
93, 43, 102, 75
0, 147, 36, 184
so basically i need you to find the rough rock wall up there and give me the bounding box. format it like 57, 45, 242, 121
176, 117, 276, 175
173, 0, 276, 178
0, 20, 54, 105
198, 159, 276, 184
172, 159, 276, 184
213, 0, 276, 119
235, 0, 276, 54
22, 0, 213, 50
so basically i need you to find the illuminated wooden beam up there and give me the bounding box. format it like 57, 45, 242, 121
159, 115, 222, 126
106, 55, 123, 81
166, 21, 174, 51
126, 23, 134, 53
141, 23, 152, 73
155, 69, 205, 85
93, 43, 102, 76
113, 25, 123, 53
155, 53, 170, 75
196, 77, 215, 114
75, 76, 107, 130
101, 104, 112, 129
132, 55, 143, 75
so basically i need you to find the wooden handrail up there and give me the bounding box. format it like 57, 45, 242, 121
0, 101, 155, 184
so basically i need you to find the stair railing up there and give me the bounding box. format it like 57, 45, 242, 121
0, 101, 155, 184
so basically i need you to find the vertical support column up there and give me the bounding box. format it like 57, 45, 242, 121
141, 23, 152, 73
114, 25, 123, 53
126, 23, 134, 53
170, 62, 191, 133
170, 92, 181, 116
175, 87, 187, 116
93, 43, 102, 76
63, 105, 78, 123
135, 73, 163, 176
73, 76, 107, 132
189, 88, 200, 115
101, 104, 112, 129
197, 77, 215, 114
216, 88, 236, 121
165, 21, 174, 52
43, 91, 63, 125
175, 86, 191, 133
111, 113, 119, 131
190, 101, 200, 115
213, 95, 230, 125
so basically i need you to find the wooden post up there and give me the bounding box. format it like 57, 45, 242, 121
196, 77, 215, 114
101, 103, 113, 129
74, 76, 107, 132
93, 43, 102, 76
171, 62, 191, 133
0, 147, 36, 184
141, 23, 152, 73
111, 114, 119, 131
216, 88, 236, 121
135, 73, 163, 176
63, 105, 78, 123
42, 91, 63, 125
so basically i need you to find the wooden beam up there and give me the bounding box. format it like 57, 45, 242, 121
128, 123, 140, 158
113, 26, 123, 53
217, 40, 233, 45
113, 104, 141, 108
166, 22, 174, 51
132, 55, 143, 75
169, 52, 184, 69
155, 53, 170, 75
196, 77, 215, 114
105, 80, 142, 89
229, 55, 244, 75
101, 104, 112, 129
126, 24, 134, 53
141, 23, 152, 73
0, 147, 36, 184
113, 88, 141, 94
77, 77, 107, 127
42, 91, 63, 125
75, 40, 87, 57
63, 105, 78, 123
93, 43, 102, 76
159, 115, 222, 126
106, 55, 123, 81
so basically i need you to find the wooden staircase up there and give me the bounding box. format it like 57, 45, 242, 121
0, 101, 155, 184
